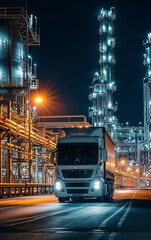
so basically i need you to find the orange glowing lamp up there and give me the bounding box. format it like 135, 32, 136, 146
35, 97, 43, 104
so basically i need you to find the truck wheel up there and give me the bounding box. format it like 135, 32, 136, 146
58, 197, 65, 203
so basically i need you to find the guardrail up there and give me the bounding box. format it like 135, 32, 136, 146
0, 183, 53, 198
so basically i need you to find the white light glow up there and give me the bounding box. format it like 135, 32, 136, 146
108, 103, 112, 108
55, 181, 62, 190
102, 25, 106, 32
93, 180, 100, 190
17, 67, 23, 77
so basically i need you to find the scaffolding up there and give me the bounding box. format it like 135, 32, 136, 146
0, 7, 56, 185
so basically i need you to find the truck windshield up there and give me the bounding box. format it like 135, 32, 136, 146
57, 142, 98, 165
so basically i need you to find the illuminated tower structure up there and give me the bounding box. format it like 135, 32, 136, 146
89, 7, 117, 134
143, 33, 151, 166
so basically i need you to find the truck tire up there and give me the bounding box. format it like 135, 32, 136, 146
58, 197, 65, 203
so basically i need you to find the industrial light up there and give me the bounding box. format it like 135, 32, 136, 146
108, 26, 112, 32
103, 45, 107, 51
94, 72, 99, 76
35, 97, 43, 103
102, 25, 106, 32
17, 67, 23, 77
107, 102, 112, 108
103, 69, 107, 75
103, 55, 106, 61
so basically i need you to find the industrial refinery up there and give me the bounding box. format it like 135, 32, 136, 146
88, 7, 151, 187
0, 7, 56, 186
0, 5, 151, 193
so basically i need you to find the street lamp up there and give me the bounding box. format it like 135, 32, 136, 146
31, 96, 43, 119
30, 95, 44, 183
35, 97, 43, 104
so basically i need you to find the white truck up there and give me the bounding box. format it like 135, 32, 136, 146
54, 127, 115, 202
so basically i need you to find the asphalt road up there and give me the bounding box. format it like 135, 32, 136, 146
0, 189, 151, 240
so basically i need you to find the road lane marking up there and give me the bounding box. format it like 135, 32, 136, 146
108, 190, 137, 240
99, 201, 129, 228
1, 206, 82, 226
117, 201, 132, 228
108, 201, 132, 240
117, 190, 136, 228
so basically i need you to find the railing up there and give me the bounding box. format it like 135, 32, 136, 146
0, 7, 40, 46
34, 115, 91, 128
0, 115, 56, 150
0, 183, 53, 198
0, 7, 26, 18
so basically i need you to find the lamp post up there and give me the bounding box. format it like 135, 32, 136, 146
31, 96, 43, 119
31, 96, 43, 183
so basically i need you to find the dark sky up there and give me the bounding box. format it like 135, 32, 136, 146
2, 0, 151, 126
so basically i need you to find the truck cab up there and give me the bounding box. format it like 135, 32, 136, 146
54, 127, 115, 202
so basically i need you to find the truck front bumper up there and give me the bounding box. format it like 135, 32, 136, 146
54, 179, 105, 198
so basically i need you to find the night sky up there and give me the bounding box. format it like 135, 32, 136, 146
2, 0, 151, 126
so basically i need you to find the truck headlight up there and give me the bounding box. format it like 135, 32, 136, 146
93, 180, 100, 190
55, 181, 62, 190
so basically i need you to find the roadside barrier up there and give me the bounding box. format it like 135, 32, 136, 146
0, 183, 53, 198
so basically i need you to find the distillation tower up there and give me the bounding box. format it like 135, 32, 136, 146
143, 33, 151, 167
89, 7, 117, 134
87, 7, 151, 186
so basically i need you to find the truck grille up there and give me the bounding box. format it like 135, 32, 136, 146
66, 189, 89, 194
62, 169, 93, 178
65, 182, 90, 187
